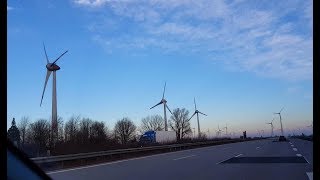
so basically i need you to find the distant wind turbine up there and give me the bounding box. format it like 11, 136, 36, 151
40, 43, 68, 142
188, 97, 207, 137
257, 129, 261, 137
224, 123, 228, 136
274, 107, 284, 136
216, 125, 223, 138
266, 118, 275, 137
150, 82, 173, 131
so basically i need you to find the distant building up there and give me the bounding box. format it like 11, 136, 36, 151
7, 118, 21, 147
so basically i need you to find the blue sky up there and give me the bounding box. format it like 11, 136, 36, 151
7, 0, 313, 137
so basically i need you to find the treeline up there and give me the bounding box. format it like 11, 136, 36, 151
8, 108, 198, 157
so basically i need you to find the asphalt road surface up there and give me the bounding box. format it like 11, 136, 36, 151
48, 138, 313, 180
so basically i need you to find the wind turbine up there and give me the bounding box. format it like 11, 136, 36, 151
266, 118, 274, 137
274, 107, 284, 136
216, 125, 223, 138
257, 129, 261, 137
40, 43, 68, 142
150, 82, 173, 131
224, 123, 228, 136
188, 97, 207, 138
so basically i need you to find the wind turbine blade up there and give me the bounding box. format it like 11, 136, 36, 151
43, 42, 49, 63
40, 70, 52, 106
150, 101, 162, 109
166, 104, 173, 115
280, 107, 284, 113
51, 50, 68, 66
194, 97, 197, 110
162, 82, 166, 99
188, 112, 196, 121
198, 111, 207, 116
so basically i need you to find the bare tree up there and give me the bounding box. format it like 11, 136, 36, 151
169, 108, 192, 141
64, 115, 80, 142
57, 116, 64, 142
29, 119, 51, 156
18, 116, 30, 146
140, 115, 164, 132
77, 118, 93, 144
114, 118, 136, 144
90, 121, 107, 143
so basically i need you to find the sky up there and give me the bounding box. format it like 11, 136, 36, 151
7, 0, 313, 137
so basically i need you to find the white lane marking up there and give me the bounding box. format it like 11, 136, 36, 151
296, 154, 302, 157
293, 148, 298, 151
304, 156, 310, 164
173, 155, 196, 160
291, 145, 294, 147
222, 147, 230, 150
256, 147, 260, 149
306, 172, 313, 180
216, 154, 242, 164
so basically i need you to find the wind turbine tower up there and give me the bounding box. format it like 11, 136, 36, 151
216, 125, 223, 138
188, 97, 207, 137
40, 43, 68, 142
266, 118, 274, 137
274, 107, 284, 136
224, 123, 228, 136
150, 82, 173, 131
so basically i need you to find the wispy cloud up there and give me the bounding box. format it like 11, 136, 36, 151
73, 0, 313, 81
73, 0, 111, 7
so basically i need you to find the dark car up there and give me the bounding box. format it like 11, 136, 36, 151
278, 136, 287, 141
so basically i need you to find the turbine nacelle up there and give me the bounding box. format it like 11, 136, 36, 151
161, 99, 167, 104
46, 63, 60, 71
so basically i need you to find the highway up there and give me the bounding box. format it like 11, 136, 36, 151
48, 138, 313, 180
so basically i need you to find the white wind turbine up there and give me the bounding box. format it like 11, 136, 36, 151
216, 125, 223, 138
40, 43, 68, 141
266, 118, 275, 137
150, 82, 173, 131
224, 123, 228, 136
274, 107, 284, 136
188, 97, 207, 138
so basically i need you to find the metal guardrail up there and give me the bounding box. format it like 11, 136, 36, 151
31, 139, 250, 169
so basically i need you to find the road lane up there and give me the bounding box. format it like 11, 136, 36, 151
49, 139, 312, 180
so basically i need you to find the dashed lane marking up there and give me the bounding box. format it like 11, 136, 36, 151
173, 155, 196, 161
216, 154, 242, 164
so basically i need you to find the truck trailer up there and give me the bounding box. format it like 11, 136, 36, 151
139, 130, 176, 144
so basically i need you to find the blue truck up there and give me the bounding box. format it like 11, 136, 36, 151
139, 130, 176, 144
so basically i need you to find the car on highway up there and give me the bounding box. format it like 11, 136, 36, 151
278, 136, 287, 141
